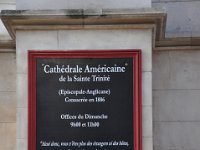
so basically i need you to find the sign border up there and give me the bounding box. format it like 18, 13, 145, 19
28, 50, 142, 150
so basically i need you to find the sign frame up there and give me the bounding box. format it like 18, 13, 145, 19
28, 50, 142, 150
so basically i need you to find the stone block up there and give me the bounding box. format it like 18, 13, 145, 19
143, 137, 153, 150
152, 1, 200, 37
169, 50, 200, 89
0, 92, 16, 122
17, 139, 27, 150
0, 123, 16, 150
154, 122, 200, 149
152, 51, 170, 90
16, 0, 151, 9
142, 106, 152, 137
58, 29, 152, 72
16, 108, 27, 139
16, 74, 27, 108
153, 50, 200, 90
142, 72, 152, 106
16, 31, 58, 74
0, 53, 16, 91
153, 90, 200, 122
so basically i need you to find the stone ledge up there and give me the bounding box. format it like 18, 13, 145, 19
1, 8, 165, 16
1, 8, 200, 51
0, 8, 166, 48
0, 40, 15, 50
154, 37, 200, 51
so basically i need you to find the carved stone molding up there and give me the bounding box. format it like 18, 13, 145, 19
0, 40, 15, 51
0, 8, 200, 51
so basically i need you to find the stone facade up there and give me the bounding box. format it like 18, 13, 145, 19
0, 1, 200, 150
152, 0, 200, 37
0, 52, 16, 150
16, 29, 152, 150
153, 50, 200, 150
151, 1, 200, 150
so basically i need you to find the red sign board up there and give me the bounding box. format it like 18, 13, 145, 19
28, 50, 142, 150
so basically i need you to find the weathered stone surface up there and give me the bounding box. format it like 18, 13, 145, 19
0, 123, 16, 150
169, 50, 200, 89
16, 0, 151, 10
0, 0, 15, 3
16, 74, 27, 108
58, 29, 152, 72
153, 51, 170, 89
0, 92, 16, 122
153, 90, 200, 121
16, 31, 58, 74
16, 29, 153, 150
17, 139, 27, 150
16, 108, 27, 139
153, 1, 200, 37
154, 122, 200, 149
143, 137, 153, 150
142, 72, 152, 106
153, 49, 200, 150
143, 106, 152, 137
0, 53, 16, 91
153, 50, 200, 89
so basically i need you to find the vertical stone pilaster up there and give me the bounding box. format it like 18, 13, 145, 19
16, 29, 153, 150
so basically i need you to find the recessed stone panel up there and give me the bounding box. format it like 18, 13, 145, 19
143, 137, 153, 150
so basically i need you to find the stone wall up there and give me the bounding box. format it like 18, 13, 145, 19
153, 50, 200, 150
16, 29, 153, 150
152, 1, 200, 150
1, 1, 200, 150
0, 52, 16, 150
0, 1, 16, 149
2, 39, 200, 150
152, 0, 200, 37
